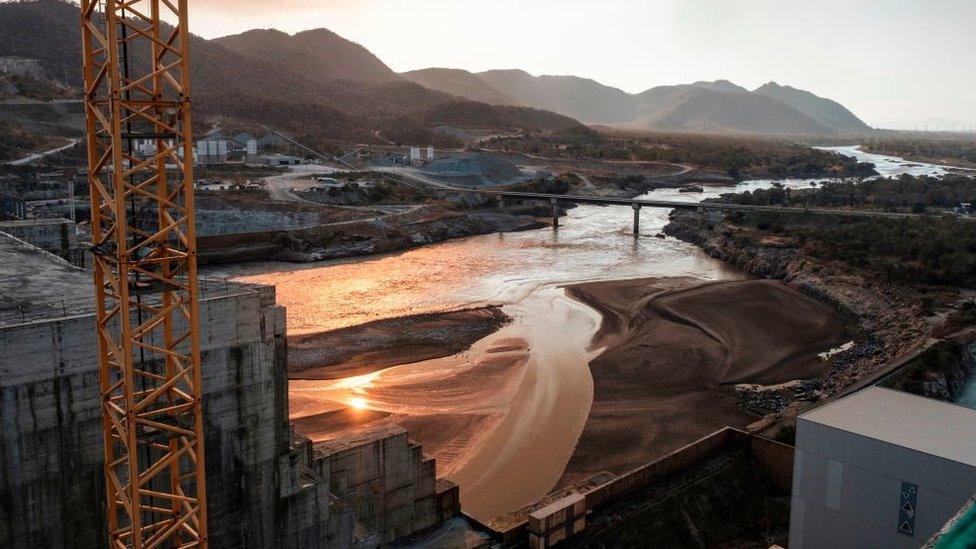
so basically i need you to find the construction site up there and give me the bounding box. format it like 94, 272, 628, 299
3, 2, 976, 549
0, 2, 451, 548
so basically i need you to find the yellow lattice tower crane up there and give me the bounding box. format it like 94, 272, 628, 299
80, 1, 208, 546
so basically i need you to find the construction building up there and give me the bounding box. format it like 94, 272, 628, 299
0, 218, 83, 265
0, 231, 446, 547
246, 139, 259, 163
259, 153, 303, 166
0, 191, 26, 219
790, 387, 976, 548
197, 136, 229, 165
234, 131, 258, 148
258, 131, 288, 150
408, 146, 435, 166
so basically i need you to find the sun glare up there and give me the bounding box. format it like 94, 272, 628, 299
348, 397, 369, 410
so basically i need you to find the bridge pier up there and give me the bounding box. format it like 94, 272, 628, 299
551, 197, 559, 228
632, 203, 641, 237
697, 205, 706, 230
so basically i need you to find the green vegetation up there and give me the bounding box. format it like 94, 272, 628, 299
944, 300, 976, 334
502, 174, 580, 195
725, 174, 976, 212
772, 424, 796, 446
863, 136, 976, 168
719, 174, 976, 287
486, 131, 877, 180
0, 74, 74, 101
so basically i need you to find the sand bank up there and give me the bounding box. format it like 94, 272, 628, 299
287, 276, 849, 523
289, 307, 510, 379
558, 277, 851, 487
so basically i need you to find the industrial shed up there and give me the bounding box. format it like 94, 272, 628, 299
790, 387, 976, 548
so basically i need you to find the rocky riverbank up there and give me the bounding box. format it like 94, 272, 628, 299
199, 205, 548, 265
883, 339, 976, 402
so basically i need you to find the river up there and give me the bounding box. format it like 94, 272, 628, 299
210, 146, 950, 520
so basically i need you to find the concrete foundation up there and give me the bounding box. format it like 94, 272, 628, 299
0, 232, 353, 547
0, 218, 82, 265
310, 424, 440, 546
488, 427, 794, 547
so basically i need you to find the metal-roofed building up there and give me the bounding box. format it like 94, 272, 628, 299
790, 387, 976, 548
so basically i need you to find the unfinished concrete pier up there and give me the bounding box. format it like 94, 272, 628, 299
0, 231, 351, 547
0, 226, 453, 547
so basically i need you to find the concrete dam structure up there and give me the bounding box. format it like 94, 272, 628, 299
0, 230, 447, 547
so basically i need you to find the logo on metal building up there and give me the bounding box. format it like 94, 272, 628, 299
898, 481, 918, 537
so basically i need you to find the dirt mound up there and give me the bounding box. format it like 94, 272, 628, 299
422, 152, 527, 186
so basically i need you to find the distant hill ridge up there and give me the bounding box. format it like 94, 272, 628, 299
404, 69, 873, 135
213, 28, 399, 84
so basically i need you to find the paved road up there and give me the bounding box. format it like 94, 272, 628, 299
258, 164, 429, 226
6, 139, 81, 166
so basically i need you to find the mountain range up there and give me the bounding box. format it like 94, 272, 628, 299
0, 1, 585, 145
1, 0, 873, 141
404, 69, 872, 134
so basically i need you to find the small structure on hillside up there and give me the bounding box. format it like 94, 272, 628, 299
257, 131, 287, 149
196, 129, 229, 165
258, 153, 303, 167
233, 131, 257, 147
409, 145, 435, 166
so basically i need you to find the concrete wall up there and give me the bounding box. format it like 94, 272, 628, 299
491, 428, 791, 544
790, 418, 976, 549
312, 427, 438, 546
566, 431, 790, 548
0, 284, 352, 548
0, 218, 78, 261
750, 435, 795, 494
198, 229, 287, 265
584, 428, 739, 511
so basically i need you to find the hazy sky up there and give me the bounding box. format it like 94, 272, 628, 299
187, 0, 976, 129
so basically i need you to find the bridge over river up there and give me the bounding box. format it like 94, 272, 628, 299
455, 188, 957, 235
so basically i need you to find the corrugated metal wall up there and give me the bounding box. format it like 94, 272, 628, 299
790, 418, 976, 548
